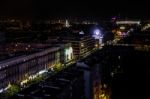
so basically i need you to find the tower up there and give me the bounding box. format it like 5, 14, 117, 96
65, 19, 70, 28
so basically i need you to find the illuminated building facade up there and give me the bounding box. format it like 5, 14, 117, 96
47, 33, 96, 59
114, 20, 140, 38
65, 46, 73, 61
60, 33, 98, 59
0, 43, 73, 91
70, 34, 96, 59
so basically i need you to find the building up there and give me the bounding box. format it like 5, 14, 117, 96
48, 32, 97, 59
0, 43, 73, 91
114, 20, 141, 38
76, 59, 103, 99
92, 29, 104, 46
10, 65, 85, 99
69, 34, 96, 59
57, 43, 74, 65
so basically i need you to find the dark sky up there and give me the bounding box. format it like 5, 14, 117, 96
0, 0, 149, 19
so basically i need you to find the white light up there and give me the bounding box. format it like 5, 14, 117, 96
142, 24, 150, 31
65, 20, 70, 27
118, 56, 120, 59
79, 31, 84, 35
65, 47, 73, 60
20, 79, 28, 86
38, 69, 47, 75
94, 29, 101, 36
116, 21, 140, 25
81, 43, 84, 47
0, 89, 4, 93
120, 26, 125, 30
51, 67, 54, 71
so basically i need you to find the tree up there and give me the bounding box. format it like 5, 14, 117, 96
5, 84, 20, 97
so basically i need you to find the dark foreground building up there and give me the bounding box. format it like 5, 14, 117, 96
102, 43, 150, 99
10, 66, 84, 99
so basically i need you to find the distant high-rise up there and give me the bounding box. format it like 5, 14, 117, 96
65, 20, 70, 28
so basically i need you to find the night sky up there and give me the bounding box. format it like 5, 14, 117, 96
0, 0, 149, 19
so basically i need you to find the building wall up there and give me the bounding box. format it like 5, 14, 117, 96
0, 47, 63, 89
77, 62, 102, 99
71, 35, 95, 59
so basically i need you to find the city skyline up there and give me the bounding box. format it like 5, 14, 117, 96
0, 3, 150, 98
